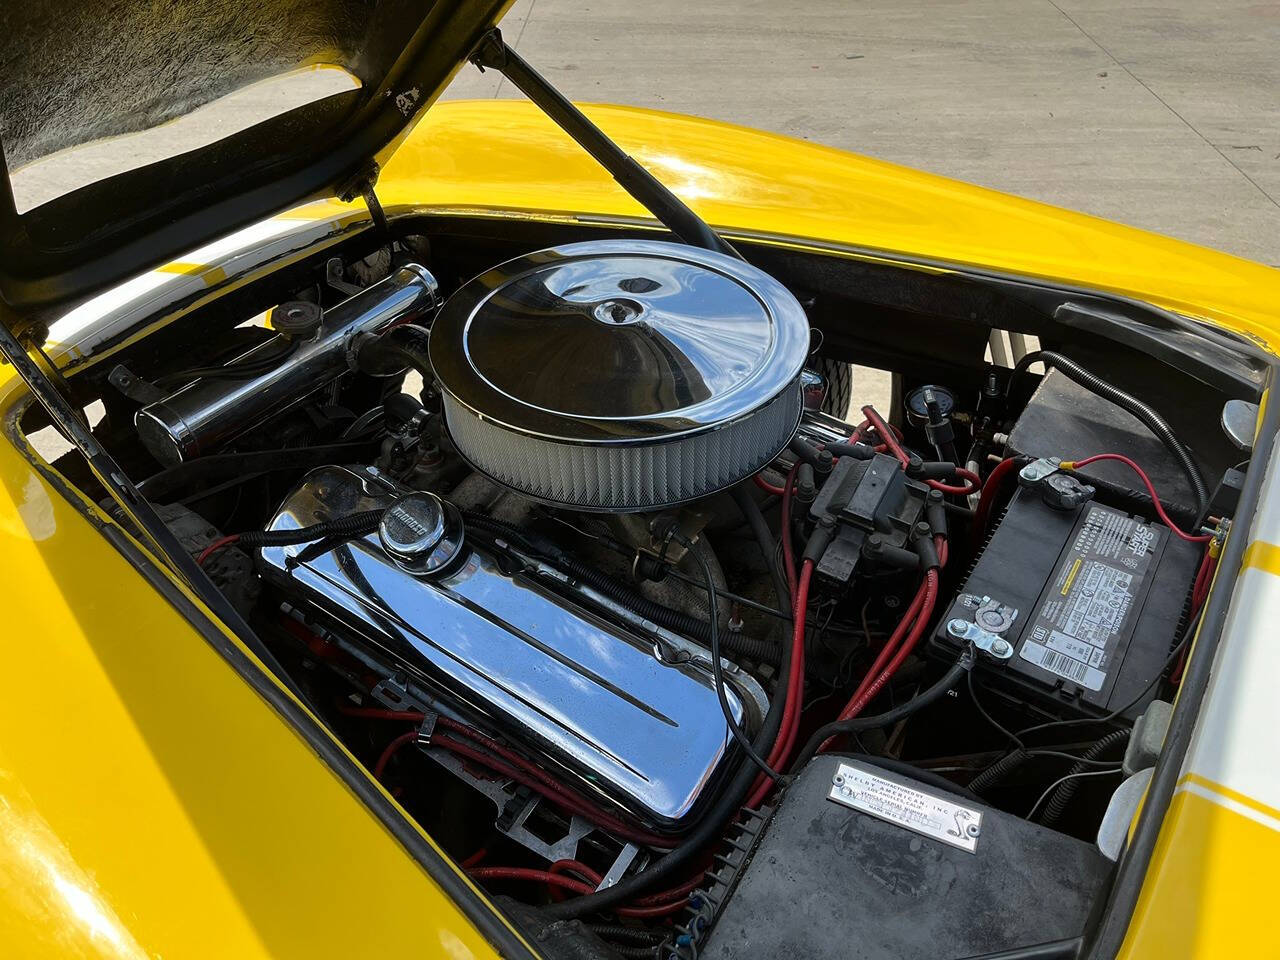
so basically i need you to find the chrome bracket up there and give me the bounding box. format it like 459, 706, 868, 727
424, 746, 595, 863
370, 674, 430, 713
946, 619, 1014, 660
1018, 457, 1060, 484
597, 843, 641, 891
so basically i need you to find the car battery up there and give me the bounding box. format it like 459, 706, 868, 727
932, 479, 1200, 719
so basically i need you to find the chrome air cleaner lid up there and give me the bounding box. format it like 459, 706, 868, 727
430, 240, 810, 510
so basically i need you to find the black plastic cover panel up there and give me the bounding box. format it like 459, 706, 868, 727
703, 754, 1109, 960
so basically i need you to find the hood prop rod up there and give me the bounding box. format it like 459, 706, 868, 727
470, 31, 741, 261
337, 163, 391, 239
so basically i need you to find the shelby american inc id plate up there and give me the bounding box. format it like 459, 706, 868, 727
827, 762, 983, 853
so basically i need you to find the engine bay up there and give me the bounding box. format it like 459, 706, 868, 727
18, 222, 1262, 959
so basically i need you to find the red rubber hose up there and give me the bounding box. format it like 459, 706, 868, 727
753, 473, 786, 496
360, 712, 673, 848
197, 533, 241, 566
971, 457, 1021, 540
927, 466, 982, 496
433, 734, 673, 849
746, 559, 813, 808
470, 867, 593, 895
862, 405, 909, 467
820, 536, 947, 753
836, 570, 940, 723
843, 578, 928, 715
373, 731, 417, 779
473, 866, 693, 918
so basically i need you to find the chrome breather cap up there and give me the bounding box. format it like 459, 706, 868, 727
429, 240, 811, 511
378, 492, 464, 576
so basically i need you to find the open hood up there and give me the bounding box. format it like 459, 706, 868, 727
0, 0, 510, 328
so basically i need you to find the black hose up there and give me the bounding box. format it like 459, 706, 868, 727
237, 509, 386, 549
793, 648, 975, 770
1039, 728, 1129, 826
825, 440, 876, 460
354, 323, 433, 379
138, 441, 375, 502
788, 435, 823, 468
606, 944, 659, 960
209, 509, 388, 568
539, 482, 795, 920
1013, 350, 1208, 516
676, 532, 780, 781
968, 748, 1030, 795
465, 512, 782, 665
585, 925, 665, 944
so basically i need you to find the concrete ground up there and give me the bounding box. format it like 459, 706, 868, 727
444, 0, 1280, 267
11, 1, 1278, 265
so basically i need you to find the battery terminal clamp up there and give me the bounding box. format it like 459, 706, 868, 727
947, 594, 1019, 660
1018, 457, 1096, 511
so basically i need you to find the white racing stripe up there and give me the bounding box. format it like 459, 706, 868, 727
1177, 779, 1280, 833
1179, 446, 1280, 823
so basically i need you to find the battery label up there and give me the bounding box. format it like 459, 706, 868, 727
1018, 503, 1162, 693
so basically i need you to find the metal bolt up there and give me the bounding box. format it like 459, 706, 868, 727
966, 823, 981, 838
833, 774, 845, 787
992, 639, 1011, 656
947, 619, 969, 638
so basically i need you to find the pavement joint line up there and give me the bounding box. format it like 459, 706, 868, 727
494, 0, 539, 99
1044, 0, 1280, 211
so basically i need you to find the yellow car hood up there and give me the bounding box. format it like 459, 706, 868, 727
360, 99, 1280, 348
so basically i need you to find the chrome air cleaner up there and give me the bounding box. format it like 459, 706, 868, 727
429, 240, 810, 510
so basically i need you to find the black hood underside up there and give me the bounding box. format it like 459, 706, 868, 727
0, 0, 510, 322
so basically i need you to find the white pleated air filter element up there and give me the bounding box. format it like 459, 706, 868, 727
429, 240, 811, 511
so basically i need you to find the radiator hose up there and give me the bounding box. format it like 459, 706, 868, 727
1012, 350, 1208, 516
353, 323, 433, 379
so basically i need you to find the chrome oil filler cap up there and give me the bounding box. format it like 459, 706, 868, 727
378, 492, 464, 576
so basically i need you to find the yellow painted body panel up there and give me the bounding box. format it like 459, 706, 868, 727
1122, 786, 1280, 958
4, 97, 1280, 957
0, 415, 506, 957
367, 100, 1280, 344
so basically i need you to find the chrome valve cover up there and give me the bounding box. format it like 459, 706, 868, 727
258, 465, 760, 829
